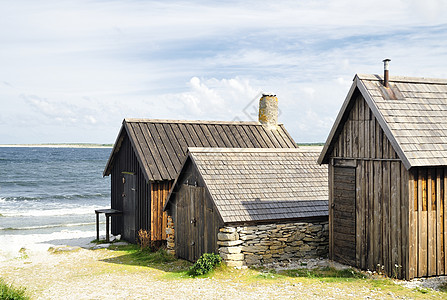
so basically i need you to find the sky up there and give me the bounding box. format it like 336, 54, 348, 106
1, 0, 447, 144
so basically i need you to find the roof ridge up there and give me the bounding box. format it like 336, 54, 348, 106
188, 147, 320, 153
357, 73, 447, 85
123, 118, 285, 125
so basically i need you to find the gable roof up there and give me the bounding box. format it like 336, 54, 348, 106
318, 74, 447, 169
104, 119, 297, 181
166, 147, 328, 224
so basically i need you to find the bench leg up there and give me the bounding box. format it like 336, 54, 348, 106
106, 215, 110, 243
96, 212, 100, 241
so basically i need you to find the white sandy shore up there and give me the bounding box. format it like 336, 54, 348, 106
0, 230, 98, 261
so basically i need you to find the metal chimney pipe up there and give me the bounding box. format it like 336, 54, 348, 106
383, 58, 391, 88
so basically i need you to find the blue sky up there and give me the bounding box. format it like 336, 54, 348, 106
1, 0, 447, 144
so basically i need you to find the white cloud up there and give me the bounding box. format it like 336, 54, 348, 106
1, 0, 447, 143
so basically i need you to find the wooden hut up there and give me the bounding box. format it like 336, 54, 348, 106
103, 95, 298, 243
164, 147, 329, 265
318, 72, 447, 279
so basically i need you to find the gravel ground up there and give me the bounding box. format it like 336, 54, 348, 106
1, 245, 446, 300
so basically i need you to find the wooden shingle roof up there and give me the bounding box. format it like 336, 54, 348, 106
104, 119, 297, 181
319, 74, 447, 169
170, 147, 328, 224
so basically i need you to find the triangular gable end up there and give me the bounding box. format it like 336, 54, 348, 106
103, 120, 154, 183
163, 151, 225, 225
318, 74, 411, 170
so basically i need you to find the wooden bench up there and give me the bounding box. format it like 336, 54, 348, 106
95, 209, 122, 242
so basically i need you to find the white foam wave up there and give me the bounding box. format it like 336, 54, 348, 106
2, 206, 102, 217
0, 222, 101, 231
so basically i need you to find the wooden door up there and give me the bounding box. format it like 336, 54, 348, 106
333, 166, 356, 266
122, 173, 136, 243
176, 184, 207, 262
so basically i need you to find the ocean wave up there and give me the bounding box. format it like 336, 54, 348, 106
0, 221, 102, 231
1, 193, 108, 202
1, 206, 104, 217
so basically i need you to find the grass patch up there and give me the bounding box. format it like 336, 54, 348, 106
104, 244, 191, 273
282, 267, 365, 281
0, 278, 28, 300
439, 282, 447, 293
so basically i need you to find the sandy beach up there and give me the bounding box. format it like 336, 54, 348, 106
1, 234, 447, 299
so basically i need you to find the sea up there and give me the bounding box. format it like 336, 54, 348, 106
0, 146, 112, 256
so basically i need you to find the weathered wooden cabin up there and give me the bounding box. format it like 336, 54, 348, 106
103, 95, 298, 243
164, 147, 329, 265
318, 68, 447, 279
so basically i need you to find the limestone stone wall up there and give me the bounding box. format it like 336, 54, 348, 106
218, 221, 328, 267
166, 216, 175, 255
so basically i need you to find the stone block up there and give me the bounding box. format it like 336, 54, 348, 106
262, 253, 272, 260
245, 254, 262, 265
257, 224, 275, 231
165, 228, 174, 235
269, 244, 285, 250
241, 245, 268, 253
308, 224, 323, 233
289, 240, 304, 247
292, 232, 306, 241
218, 232, 239, 241
270, 249, 284, 255
220, 253, 244, 261
240, 234, 257, 241
220, 227, 237, 233
284, 246, 300, 252
225, 260, 244, 268
303, 237, 316, 242
219, 246, 242, 254
217, 240, 243, 246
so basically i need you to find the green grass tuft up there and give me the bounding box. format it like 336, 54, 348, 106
0, 278, 28, 300
283, 267, 365, 281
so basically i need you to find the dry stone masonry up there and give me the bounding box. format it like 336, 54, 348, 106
166, 216, 175, 256
218, 221, 328, 267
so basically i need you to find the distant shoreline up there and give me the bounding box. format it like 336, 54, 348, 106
0, 144, 113, 148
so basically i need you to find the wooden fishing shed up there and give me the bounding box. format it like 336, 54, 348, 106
318, 72, 447, 279
103, 112, 297, 243
164, 147, 328, 263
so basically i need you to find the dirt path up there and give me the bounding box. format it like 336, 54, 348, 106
1, 247, 444, 299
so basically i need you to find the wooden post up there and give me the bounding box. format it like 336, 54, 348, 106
106, 214, 110, 242
96, 211, 100, 241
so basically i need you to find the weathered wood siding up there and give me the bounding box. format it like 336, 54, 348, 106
409, 168, 447, 278
167, 159, 223, 262
151, 181, 172, 241
329, 93, 410, 279
110, 135, 150, 242
332, 166, 356, 265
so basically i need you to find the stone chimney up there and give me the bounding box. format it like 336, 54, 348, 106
258, 94, 278, 130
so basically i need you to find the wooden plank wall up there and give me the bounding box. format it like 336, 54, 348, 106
171, 183, 221, 262
332, 94, 398, 160
409, 168, 447, 278
354, 160, 409, 279
332, 166, 356, 265
150, 180, 173, 241
111, 135, 150, 238
330, 94, 411, 279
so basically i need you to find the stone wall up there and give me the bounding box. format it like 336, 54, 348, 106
166, 216, 175, 255
218, 221, 328, 267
